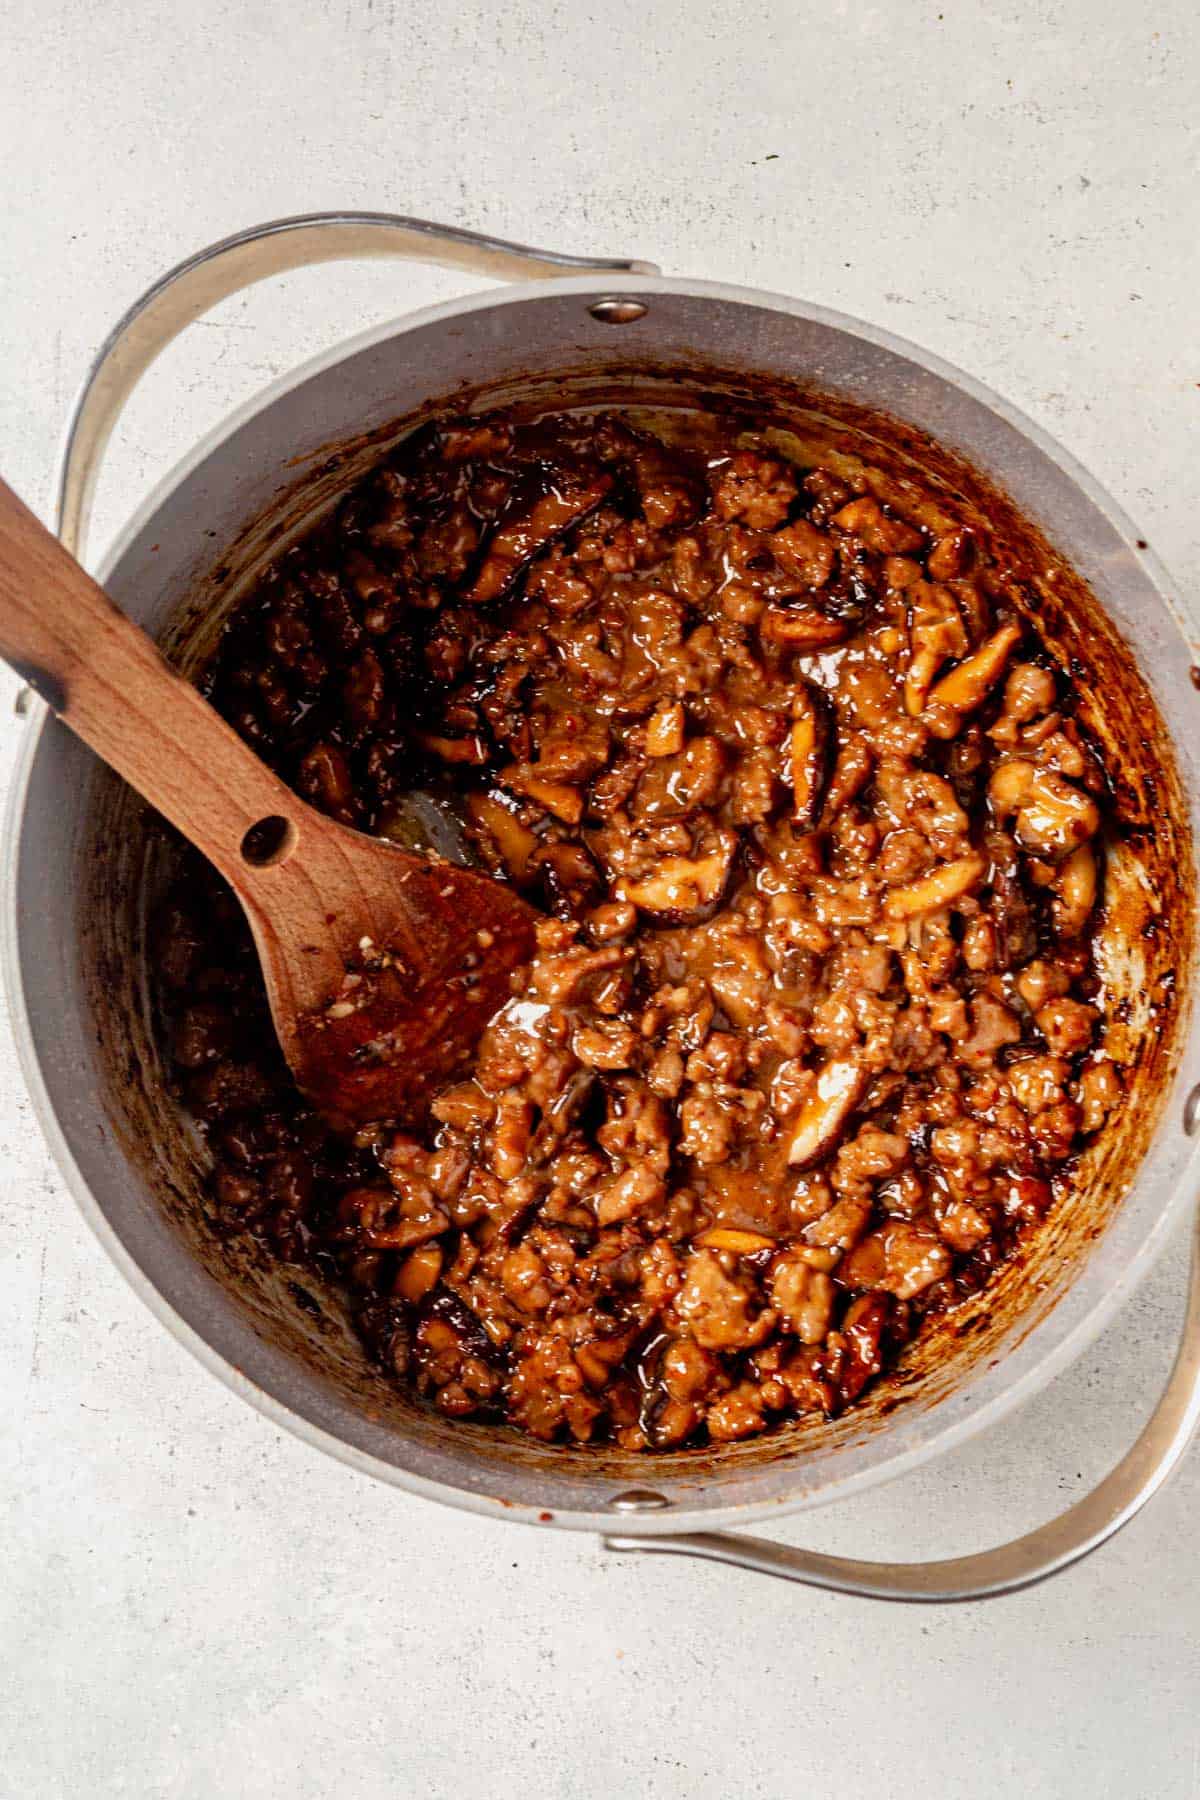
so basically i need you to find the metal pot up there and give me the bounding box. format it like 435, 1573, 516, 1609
6, 213, 1200, 1600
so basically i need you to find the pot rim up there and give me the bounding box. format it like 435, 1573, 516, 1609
5, 270, 1199, 1535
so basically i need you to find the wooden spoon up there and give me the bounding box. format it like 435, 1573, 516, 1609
0, 476, 537, 1128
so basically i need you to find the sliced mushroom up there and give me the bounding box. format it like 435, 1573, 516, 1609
837, 1293, 892, 1403
787, 1057, 867, 1167
527, 841, 604, 918
926, 527, 973, 580
831, 496, 924, 555
615, 827, 738, 926
789, 685, 835, 831
902, 581, 968, 716
394, 1243, 444, 1304
761, 605, 851, 648
463, 470, 612, 603
924, 621, 1022, 729
1052, 841, 1098, 935
883, 851, 986, 920
820, 734, 874, 824
695, 1227, 777, 1254
498, 763, 584, 824
413, 730, 489, 765
466, 792, 538, 880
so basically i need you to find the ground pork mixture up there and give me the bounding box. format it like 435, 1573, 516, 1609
153, 407, 1124, 1449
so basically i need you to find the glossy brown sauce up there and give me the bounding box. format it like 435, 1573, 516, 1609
152, 407, 1123, 1450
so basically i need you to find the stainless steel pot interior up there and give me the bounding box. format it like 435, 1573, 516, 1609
8, 275, 1199, 1535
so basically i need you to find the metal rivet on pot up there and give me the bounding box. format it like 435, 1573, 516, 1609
608, 1488, 670, 1512
588, 298, 648, 325
1185, 1081, 1200, 1138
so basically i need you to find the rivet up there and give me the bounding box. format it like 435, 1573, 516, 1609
588, 298, 648, 325
1185, 1081, 1200, 1138
608, 1488, 669, 1512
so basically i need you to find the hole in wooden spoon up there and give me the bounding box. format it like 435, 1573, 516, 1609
240, 815, 297, 867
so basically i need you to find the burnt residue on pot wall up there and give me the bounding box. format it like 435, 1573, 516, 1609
76, 362, 1195, 1502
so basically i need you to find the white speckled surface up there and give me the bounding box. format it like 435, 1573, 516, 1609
3, 2, 1200, 1794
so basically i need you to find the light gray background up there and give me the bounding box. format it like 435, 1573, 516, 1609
3, 3, 1199, 1796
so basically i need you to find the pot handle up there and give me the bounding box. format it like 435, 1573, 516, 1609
604, 1188, 1200, 1601
56, 210, 659, 564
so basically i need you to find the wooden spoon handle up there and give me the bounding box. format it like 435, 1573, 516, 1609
0, 474, 303, 888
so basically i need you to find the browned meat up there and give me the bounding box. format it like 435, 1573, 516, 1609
156, 404, 1121, 1452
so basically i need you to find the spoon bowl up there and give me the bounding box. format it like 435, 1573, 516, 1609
0, 475, 537, 1128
